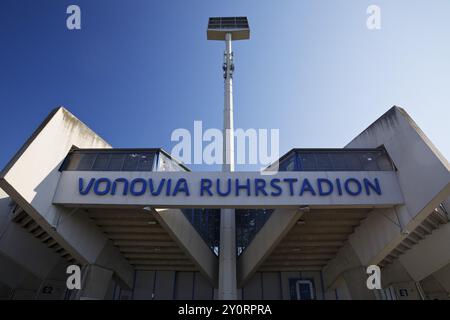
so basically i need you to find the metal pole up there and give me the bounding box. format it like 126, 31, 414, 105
218, 32, 237, 300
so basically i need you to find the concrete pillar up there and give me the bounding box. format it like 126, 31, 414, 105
322, 243, 376, 300
218, 208, 237, 299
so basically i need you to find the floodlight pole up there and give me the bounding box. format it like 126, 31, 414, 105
218, 32, 238, 300
223, 32, 234, 173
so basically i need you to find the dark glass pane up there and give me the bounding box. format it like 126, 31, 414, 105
236, 209, 273, 255
298, 153, 316, 170
108, 153, 125, 171
329, 153, 348, 170
376, 152, 393, 170
345, 154, 363, 170
316, 154, 333, 170
360, 153, 379, 170
298, 283, 312, 300
279, 155, 296, 171
122, 153, 140, 171
182, 208, 220, 255
76, 153, 96, 170
136, 153, 155, 171
92, 153, 110, 170
65, 153, 82, 170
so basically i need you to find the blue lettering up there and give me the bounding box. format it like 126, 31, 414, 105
344, 178, 362, 196
79, 177, 94, 195
270, 178, 282, 196
149, 179, 165, 196
173, 178, 190, 196
130, 178, 146, 196
94, 178, 111, 196
235, 178, 251, 196
336, 178, 343, 196
317, 178, 333, 196
200, 179, 213, 196
364, 178, 382, 195
111, 178, 129, 195
216, 178, 231, 197
283, 178, 298, 196
254, 179, 268, 196
300, 179, 316, 196
166, 179, 172, 196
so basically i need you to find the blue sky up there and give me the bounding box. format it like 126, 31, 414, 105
1, 0, 449, 171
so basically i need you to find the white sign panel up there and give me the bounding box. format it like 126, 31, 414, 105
53, 171, 404, 208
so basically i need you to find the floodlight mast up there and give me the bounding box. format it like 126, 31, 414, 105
207, 17, 250, 300
220, 32, 236, 301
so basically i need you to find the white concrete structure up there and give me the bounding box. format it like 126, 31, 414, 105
0, 104, 449, 301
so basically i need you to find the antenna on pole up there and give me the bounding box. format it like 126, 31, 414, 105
207, 17, 250, 300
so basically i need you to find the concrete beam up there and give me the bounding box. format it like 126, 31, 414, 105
0, 190, 62, 281
153, 208, 219, 287
398, 221, 450, 281
237, 208, 304, 288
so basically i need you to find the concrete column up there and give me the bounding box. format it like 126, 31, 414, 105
322, 243, 376, 300
219, 208, 237, 299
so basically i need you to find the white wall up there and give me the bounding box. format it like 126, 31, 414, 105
0, 107, 134, 288
321, 106, 450, 300
346, 106, 450, 266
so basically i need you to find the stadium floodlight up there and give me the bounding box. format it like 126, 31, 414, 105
207, 17, 250, 41
207, 17, 250, 300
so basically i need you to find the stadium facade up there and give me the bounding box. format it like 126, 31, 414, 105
0, 106, 449, 300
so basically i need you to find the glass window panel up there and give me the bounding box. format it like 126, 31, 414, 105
360, 153, 379, 170
107, 153, 125, 171
64, 153, 82, 170
329, 153, 348, 170
279, 155, 296, 171
376, 152, 393, 170
345, 154, 363, 170
136, 153, 155, 171
122, 153, 140, 171
92, 153, 110, 170
297, 282, 313, 300
298, 153, 317, 170
315, 154, 333, 170
76, 153, 97, 170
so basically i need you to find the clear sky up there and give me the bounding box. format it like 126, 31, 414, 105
1, 0, 449, 171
